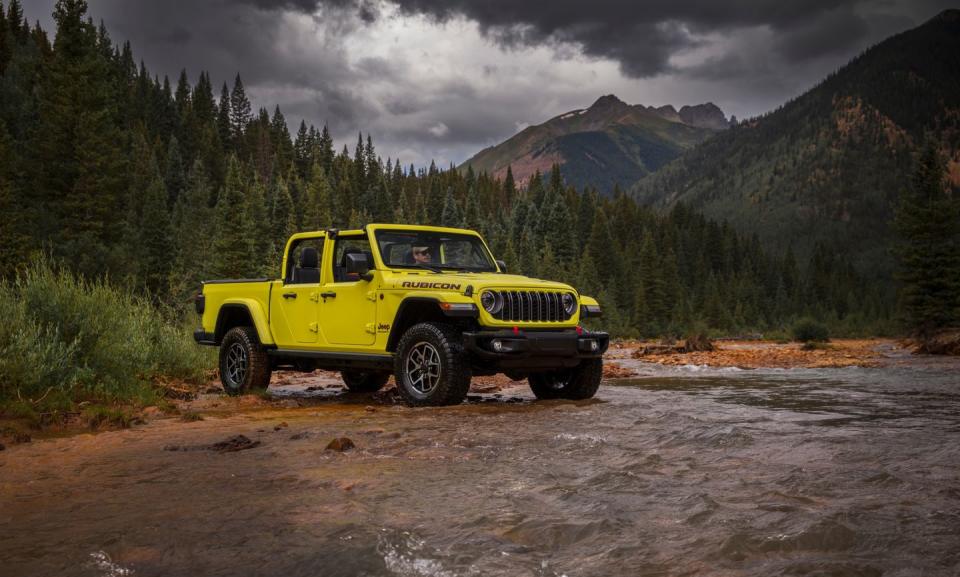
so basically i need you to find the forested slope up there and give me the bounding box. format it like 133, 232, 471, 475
633, 10, 960, 285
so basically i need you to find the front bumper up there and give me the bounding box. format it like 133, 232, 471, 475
463, 329, 609, 369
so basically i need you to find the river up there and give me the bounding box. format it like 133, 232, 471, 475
1, 356, 959, 577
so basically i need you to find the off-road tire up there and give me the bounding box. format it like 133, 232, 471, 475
341, 370, 390, 393
528, 358, 602, 400
219, 326, 271, 395
394, 322, 471, 406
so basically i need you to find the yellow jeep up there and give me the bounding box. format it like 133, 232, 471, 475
194, 224, 608, 406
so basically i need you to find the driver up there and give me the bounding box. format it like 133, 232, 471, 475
411, 245, 432, 264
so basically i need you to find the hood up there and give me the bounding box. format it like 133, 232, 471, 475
380, 271, 576, 294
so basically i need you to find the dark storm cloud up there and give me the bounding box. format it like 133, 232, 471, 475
22, 0, 958, 167
248, 0, 881, 77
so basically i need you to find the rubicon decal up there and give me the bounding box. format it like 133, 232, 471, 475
400, 281, 462, 290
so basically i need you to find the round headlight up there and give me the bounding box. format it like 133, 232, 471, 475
562, 293, 577, 316
480, 290, 503, 314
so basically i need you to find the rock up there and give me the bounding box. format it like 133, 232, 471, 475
602, 362, 637, 379
364, 406, 376, 413
326, 437, 355, 452
471, 383, 500, 393
289, 431, 311, 440
274, 422, 288, 431
210, 435, 261, 453
142, 406, 162, 418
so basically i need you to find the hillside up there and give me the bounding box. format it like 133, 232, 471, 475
460, 95, 729, 194
632, 10, 960, 281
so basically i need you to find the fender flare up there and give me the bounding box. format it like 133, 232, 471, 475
216, 298, 275, 346
385, 296, 476, 351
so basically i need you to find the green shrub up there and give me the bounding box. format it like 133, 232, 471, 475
0, 258, 214, 415
792, 318, 830, 343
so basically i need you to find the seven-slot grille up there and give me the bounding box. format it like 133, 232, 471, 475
490, 290, 571, 322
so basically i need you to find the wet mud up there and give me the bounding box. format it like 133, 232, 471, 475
2, 357, 960, 577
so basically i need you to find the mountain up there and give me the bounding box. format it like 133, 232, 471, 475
632, 10, 960, 281
460, 94, 730, 194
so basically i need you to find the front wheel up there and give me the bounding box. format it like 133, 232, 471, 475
341, 370, 390, 393
528, 359, 602, 400
394, 322, 471, 406
219, 326, 272, 395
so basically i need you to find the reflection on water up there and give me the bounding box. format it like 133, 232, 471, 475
1, 359, 959, 577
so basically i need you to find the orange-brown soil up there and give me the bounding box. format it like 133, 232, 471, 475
615, 338, 894, 370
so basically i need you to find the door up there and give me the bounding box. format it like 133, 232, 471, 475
319, 235, 378, 346
272, 237, 324, 346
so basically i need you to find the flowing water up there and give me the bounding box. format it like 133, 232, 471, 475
2, 356, 960, 577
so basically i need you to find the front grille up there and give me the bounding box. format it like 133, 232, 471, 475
491, 290, 571, 322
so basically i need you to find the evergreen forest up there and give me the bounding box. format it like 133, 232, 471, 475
0, 0, 892, 339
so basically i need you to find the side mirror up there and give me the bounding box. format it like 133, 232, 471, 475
345, 253, 373, 281
496, 259, 507, 273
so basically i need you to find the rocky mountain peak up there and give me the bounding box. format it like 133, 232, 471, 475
589, 94, 627, 110
678, 103, 730, 130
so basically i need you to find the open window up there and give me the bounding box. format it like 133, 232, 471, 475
332, 236, 375, 282
285, 237, 324, 284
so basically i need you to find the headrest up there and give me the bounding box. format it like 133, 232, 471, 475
299, 247, 318, 268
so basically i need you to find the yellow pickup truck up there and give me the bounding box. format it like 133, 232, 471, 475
194, 224, 607, 406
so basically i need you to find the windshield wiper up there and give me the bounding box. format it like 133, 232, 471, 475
409, 263, 444, 273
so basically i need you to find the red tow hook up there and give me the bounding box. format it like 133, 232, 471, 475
576, 325, 583, 335
512, 325, 520, 335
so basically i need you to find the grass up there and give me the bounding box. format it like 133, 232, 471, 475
0, 258, 215, 423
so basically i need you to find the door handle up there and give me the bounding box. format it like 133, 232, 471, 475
282, 292, 297, 299
320, 291, 337, 302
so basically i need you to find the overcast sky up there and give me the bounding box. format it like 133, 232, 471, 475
23, 0, 953, 168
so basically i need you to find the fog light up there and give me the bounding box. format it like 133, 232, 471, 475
492, 339, 504, 352
588, 339, 598, 351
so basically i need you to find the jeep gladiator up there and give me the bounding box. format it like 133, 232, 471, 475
194, 224, 608, 406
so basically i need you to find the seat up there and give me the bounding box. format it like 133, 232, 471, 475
292, 247, 319, 284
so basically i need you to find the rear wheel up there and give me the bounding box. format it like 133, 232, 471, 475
341, 370, 390, 393
219, 326, 271, 395
394, 322, 471, 406
528, 359, 602, 400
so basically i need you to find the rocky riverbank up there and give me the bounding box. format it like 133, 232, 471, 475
607, 338, 898, 371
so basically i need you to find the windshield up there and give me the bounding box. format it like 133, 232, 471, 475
375, 230, 497, 272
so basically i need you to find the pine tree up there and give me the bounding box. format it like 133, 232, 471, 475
293, 120, 310, 177
503, 165, 516, 199
31, 0, 126, 278
318, 124, 334, 174
894, 144, 960, 338
0, 120, 28, 277
269, 175, 296, 250
440, 187, 462, 227
170, 160, 214, 299
216, 81, 232, 150
302, 161, 333, 231
212, 156, 252, 278
164, 135, 186, 207
139, 173, 174, 298
229, 74, 252, 148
